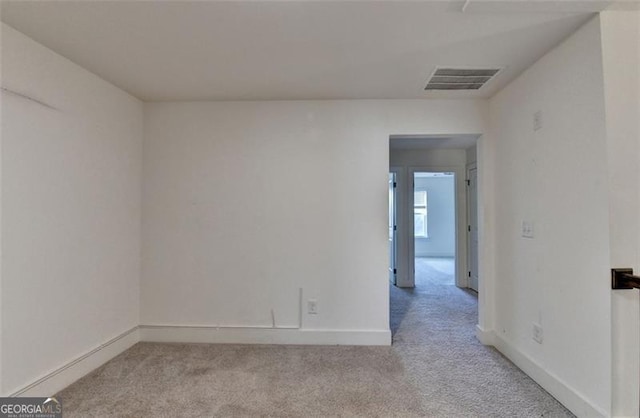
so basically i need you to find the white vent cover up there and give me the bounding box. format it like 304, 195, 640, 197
425, 67, 501, 91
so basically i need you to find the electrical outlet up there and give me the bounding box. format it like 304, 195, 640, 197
522, 221, 534, 239
307, 299, 318, 315
533, 111, 542, 131
532, 323, 543, 344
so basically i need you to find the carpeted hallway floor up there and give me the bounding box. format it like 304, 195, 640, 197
57, 257, 573, 417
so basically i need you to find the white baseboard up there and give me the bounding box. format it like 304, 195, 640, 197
475, 324, 495, 345
139, 325, 391, 346
10, 326, 140, 397
491, 332, 607, 418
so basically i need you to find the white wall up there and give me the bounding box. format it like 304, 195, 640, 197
600, 10, 640, 417
389, 148, 467, 168
414, 176, 455, 258
1, 24, 143, 395
142, 100, 486, 343
488, 16, 611, 416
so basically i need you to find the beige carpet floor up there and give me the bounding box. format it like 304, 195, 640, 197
57, 258, 573, 417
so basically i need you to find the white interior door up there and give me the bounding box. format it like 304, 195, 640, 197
389, 172, 397, 284
468, 167, 479, 291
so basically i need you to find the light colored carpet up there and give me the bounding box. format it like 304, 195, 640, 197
57, 258, 573, 417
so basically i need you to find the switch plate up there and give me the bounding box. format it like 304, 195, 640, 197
307, 299, 318, 314
522, 221, 534, 239
532, 323, 543, 344
533, 111, 542, 131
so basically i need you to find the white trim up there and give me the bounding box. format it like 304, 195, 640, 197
139, 325, 391, 346
389, 167, 401, 286
475, 324, 495, 346
8, 327, 140, 397
466, 162, 478, 290
389, 166, 410, 287
491, 332, 607, 418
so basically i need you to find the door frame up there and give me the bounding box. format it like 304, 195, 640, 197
466, 162, 478, 290
388, 171, 398, 285
389, 167, 408, 286
407, 166, 468, 288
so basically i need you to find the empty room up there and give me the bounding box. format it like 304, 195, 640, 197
1, 1, 639, 417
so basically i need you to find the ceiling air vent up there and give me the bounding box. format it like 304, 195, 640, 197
425, 67, 501, 91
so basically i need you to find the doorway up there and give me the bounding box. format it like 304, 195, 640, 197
388, 135, 482, 341
388, 135, 480, 289
412, 172, 456, 288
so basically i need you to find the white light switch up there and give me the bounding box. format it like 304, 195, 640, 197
307, 299, 318, 314
533, 110, 542, 131
533, 111, 542, 131
532, 323, 543, 344
522, 221, 534, 239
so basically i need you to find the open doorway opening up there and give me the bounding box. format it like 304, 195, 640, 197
388, 134, 481, 340
413, 172, 456, 289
